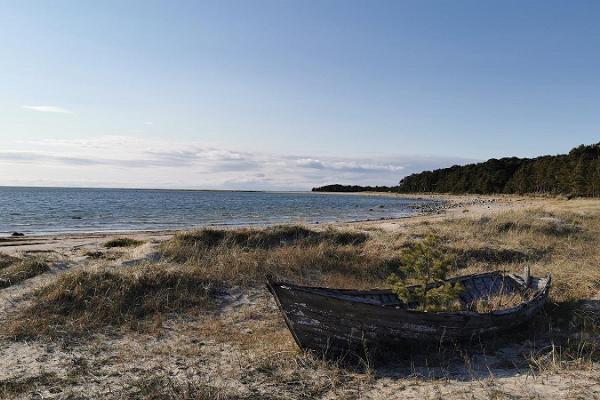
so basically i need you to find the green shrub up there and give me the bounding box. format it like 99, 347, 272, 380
387, 235, 463, 312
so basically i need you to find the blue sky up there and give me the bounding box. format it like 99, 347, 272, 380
1, 1, 599, 189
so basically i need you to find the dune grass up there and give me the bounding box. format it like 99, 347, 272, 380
164, 225, 368, 253
0, 252, 19, 269
414, 207, 596, 303
2, 203, 600, 398
0, 258, 49, 289
6, 209, 600, 358
5, 264, 222, 339
104, 237, 145, 248
161, 225, 394, 288
5, 225, 388, 339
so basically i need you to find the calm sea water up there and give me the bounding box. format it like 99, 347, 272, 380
0, 187, 439, 235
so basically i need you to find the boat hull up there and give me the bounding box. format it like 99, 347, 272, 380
268, 272, 551, 358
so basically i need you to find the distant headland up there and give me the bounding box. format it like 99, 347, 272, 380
313, 142, 600, 197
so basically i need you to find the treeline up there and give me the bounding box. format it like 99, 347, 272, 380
312, 184, 394, 193
312, 143, 600, 197
397, 143, 600, 196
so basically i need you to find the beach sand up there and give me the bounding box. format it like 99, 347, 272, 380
1, 194, 599, 399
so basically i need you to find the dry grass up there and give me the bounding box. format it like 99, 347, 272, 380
0, 373, 62, 399
166, 225, 368, 252
0, 252, 19, 269
77, 361, 363, 400
468, 291, 528, 313
161, 225, 396, 288
5, 264, 222, 339
159, 218, 594, 324
4, 226, 385, 340
7, 210, 600, 341
124, 376, 241, 400
409, 208, 596, 302
528, 340, 599, 373
104, 237, 145, 248
3, 201, 600, 398
158, 214, 597, 303
403, 205, 600, 368
0, 258, 49, 289
2, 201, 600, 400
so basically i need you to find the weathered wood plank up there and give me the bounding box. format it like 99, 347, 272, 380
267, 272, 551, 357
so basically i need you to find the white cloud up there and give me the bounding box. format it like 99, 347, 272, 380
0, 136, 475, 190
21, 105, 75, 114
295, 158, 405, 173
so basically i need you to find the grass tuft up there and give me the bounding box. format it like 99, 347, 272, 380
126, 375, 247, 400
160, 225, 395, 288
0, 252, 19, 269
0, 258, 49, 289
104, 237, 145, 248
468, 291, 528, 313
166, 225, 368, 252
6, 264, 222, 338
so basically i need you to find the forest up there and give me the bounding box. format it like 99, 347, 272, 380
311, 184, 394, 193
313, 143, 600, 197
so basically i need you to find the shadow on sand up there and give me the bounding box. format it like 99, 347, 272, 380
331, 300, 599, 381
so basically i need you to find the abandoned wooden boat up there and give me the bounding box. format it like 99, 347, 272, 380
267, 270, 551, 357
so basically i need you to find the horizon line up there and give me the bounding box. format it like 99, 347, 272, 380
0, 184, 316, 193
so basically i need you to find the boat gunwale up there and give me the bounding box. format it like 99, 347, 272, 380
267, 270, 551, 318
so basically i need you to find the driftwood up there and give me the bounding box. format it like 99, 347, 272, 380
267, 271, 551, 358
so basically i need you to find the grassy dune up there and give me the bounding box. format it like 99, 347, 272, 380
7, 209, 600, 336
6, 264, 221, 339
160, 225, 386, 287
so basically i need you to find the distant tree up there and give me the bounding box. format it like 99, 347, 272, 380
573, 157, 589, 196
315, 143, 600, 197
396, 142, 600, 197
312, 184, 393, 193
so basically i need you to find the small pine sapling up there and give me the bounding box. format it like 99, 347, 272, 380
387, 235, 463, 312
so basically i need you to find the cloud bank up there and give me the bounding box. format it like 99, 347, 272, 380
0, 136, 474, 190
21, 105, 75, 114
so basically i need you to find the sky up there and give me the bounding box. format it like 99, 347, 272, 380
1, 1, 599, 190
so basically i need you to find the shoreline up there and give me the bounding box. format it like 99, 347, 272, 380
0, 193, 583, 255
0, 192, 449, 239
6, 191, 544, 240
0, 193, 506, 255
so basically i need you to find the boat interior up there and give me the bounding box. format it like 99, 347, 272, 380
285, 270, 550, 310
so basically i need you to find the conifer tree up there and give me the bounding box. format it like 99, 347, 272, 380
387, 235, 463, 312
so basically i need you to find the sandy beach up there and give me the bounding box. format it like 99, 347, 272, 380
1, 194, 599, 399
0, 193, 523, 255
3, 1, 599, 398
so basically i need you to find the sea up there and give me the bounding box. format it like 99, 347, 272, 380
0, 187, 439, 236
